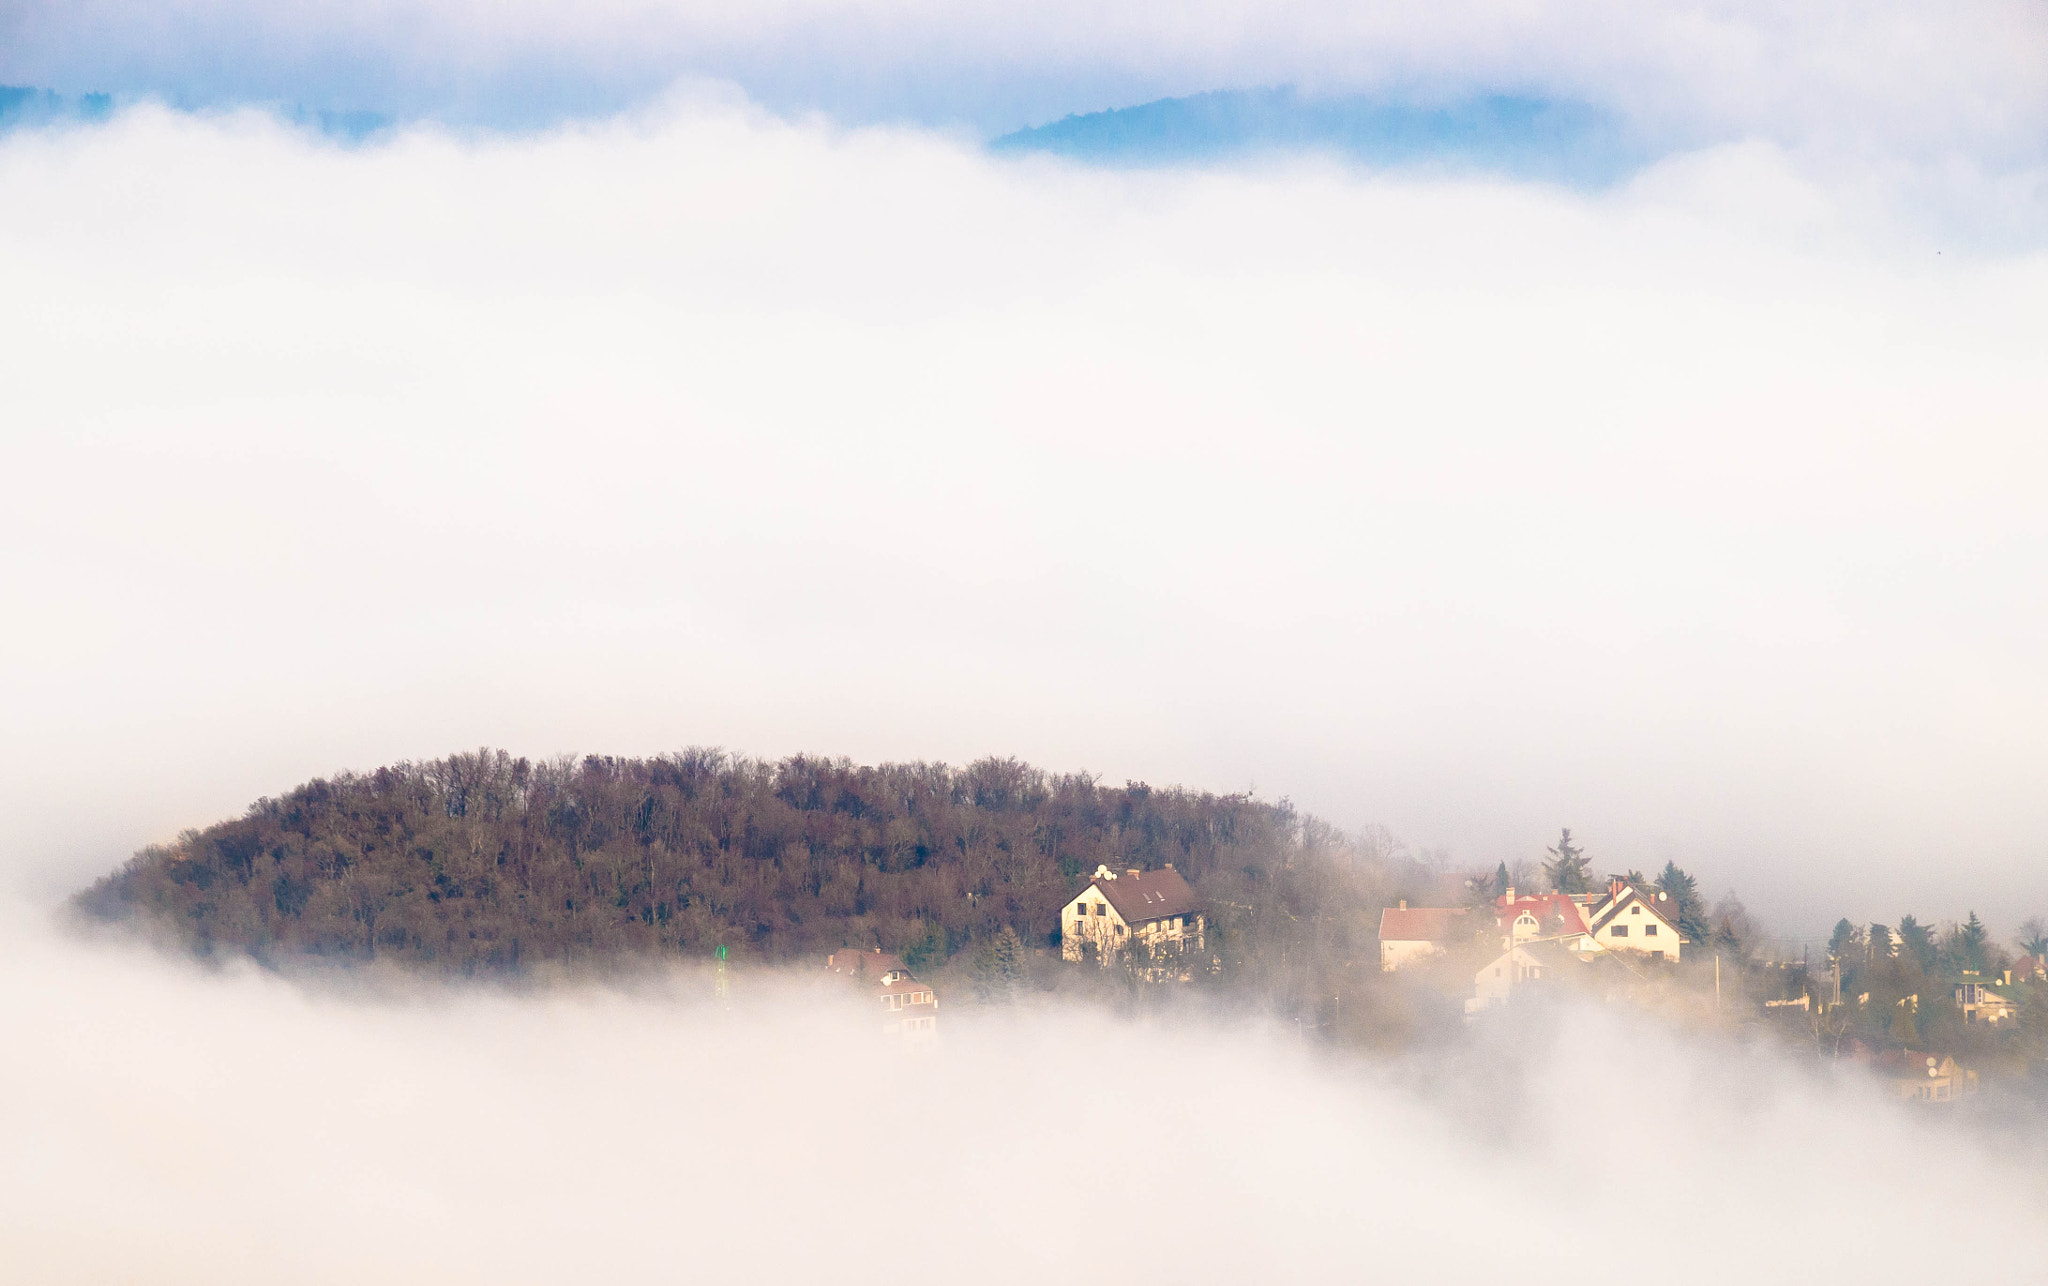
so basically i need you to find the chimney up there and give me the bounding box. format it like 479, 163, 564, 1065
1504, 886, 1515, 902
1398, 900, 1407, 911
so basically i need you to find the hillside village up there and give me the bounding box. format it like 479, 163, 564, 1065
828, 833, 2048, 1105
70, 748, 2046, 1101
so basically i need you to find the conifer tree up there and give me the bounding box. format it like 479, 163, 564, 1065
1954, 911, 1989, 973
1654, 862, 1710, 945
1542, 829, 1590, 895
1827, 918, 1859, 965
1895, 915, 1935, 971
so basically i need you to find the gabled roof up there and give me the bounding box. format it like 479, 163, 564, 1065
1379, 906, 1471, 942
1088, 867, 1200, 924
826, 948, 908, 979
878, 975, 936, 1000
1587, 881, 1681, 936
1494, 893, 1589, 939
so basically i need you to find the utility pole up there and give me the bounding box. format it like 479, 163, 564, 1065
714, 944, 730, 1009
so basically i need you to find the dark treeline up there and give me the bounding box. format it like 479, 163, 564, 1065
75, 750, 1434, 1008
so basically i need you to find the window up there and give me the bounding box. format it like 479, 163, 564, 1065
1611, 925, 1628, 937
1630, 905, 1642, 915
1644, 924, 1658, 936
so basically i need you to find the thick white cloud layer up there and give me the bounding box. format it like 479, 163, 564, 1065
3, 103, 2045, 935
2, 905, 2043, 1282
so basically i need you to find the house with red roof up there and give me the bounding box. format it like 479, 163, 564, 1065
1491, 889, 1593, 951
1060, 864, 1205, 979
1377, 902, 1472, 971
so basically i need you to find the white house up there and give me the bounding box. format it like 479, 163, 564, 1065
1377, 903, 1472, 971
1583, 879, 1685, 961
1490, 890, 1595, 952
1060, 864, 1204, 977
1466, 939, 1588, 1014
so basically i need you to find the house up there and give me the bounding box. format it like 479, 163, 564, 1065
1377, 902, 1471, 971
1465, 938, 1590, 1014
1955, 978, 2019, 1026
1864, 1047, 1977, 1102
826, 948, 940, 1040
1060, 864, 1205, 977
1490, 889, 1593, 952
1582, 879, 1685, 961
2009, 956, 2045, 984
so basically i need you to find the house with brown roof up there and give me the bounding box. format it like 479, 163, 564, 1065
1377, 903, 1472, 971
1060, 864, 1205, 978
1583, 879, 1684, 961
1858, 1046, 1977, 1102
826, 948, 939, 1040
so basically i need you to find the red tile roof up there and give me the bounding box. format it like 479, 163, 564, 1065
1495, 893, 1590, 939
1378, 906, 1472, 942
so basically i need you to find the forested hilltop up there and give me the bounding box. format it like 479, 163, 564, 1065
75, 749, 1426, 982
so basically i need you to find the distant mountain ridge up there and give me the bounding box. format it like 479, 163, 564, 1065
992, 88, 1651, 186
0, 86, 113, 128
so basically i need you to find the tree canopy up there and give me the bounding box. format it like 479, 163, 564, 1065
73, 748, 1419, 989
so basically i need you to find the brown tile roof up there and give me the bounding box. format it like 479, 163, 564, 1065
1587, 884, 1680, 936
1378, 906, 1472, 942
826, 948, 908, 979
1094, 867, 1200, 924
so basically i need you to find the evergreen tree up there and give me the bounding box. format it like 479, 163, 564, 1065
973, 925, 1026, 1004
1895, 915, 1935, 971
1954, 911, 1989, 973
1542, 829, 1590, 895
1888, 996, 1919, 1044
1867, 922, 1892, 965
1494, 861, 1513, 899
1654, 861, 1710, 945
1827, 918, 1860, 965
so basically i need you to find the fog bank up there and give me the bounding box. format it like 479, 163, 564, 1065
3, 102, 2046, 932
2, 904, 2042, 1282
